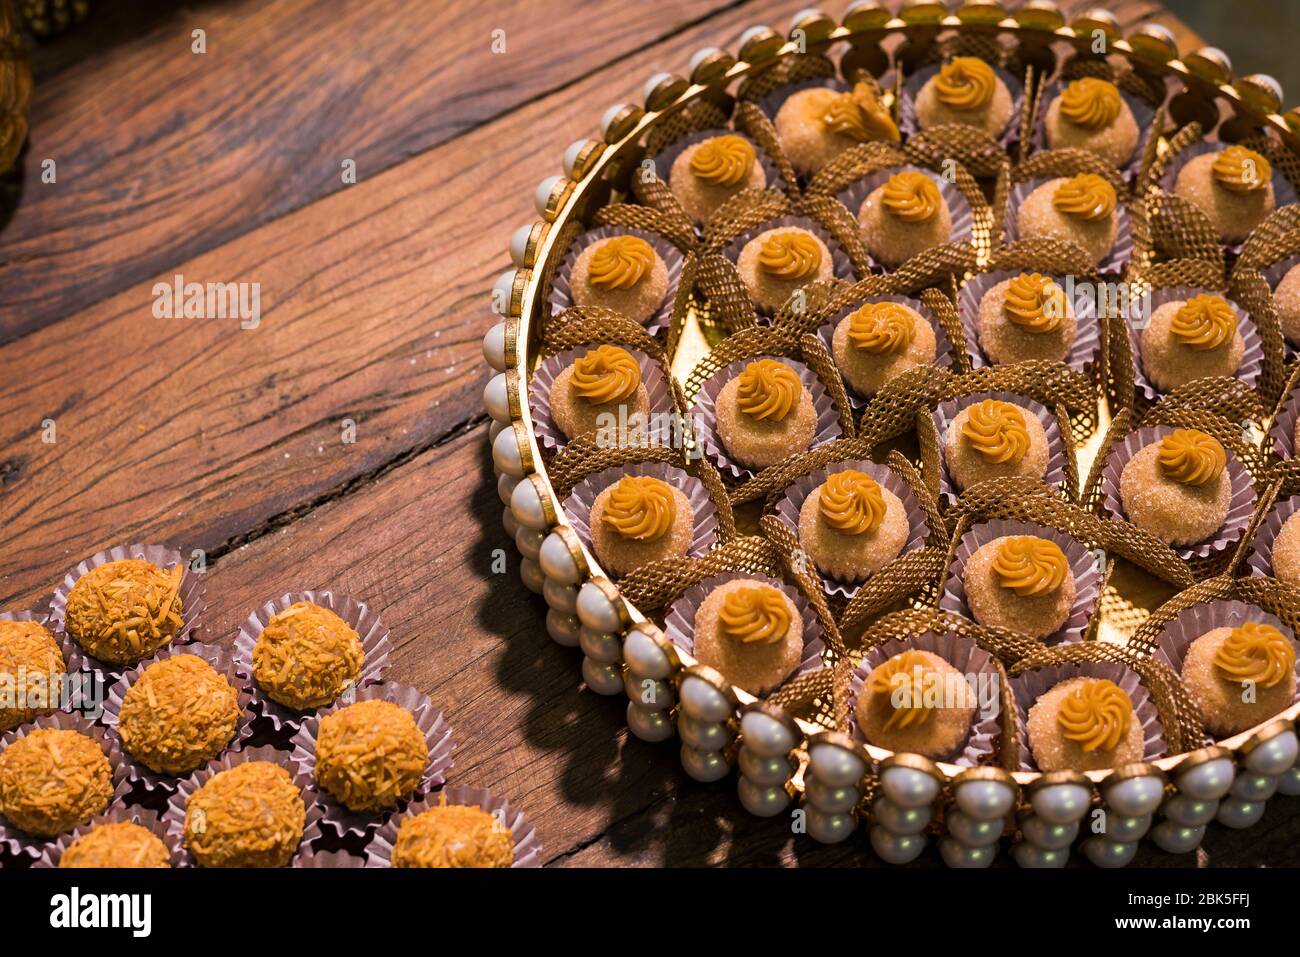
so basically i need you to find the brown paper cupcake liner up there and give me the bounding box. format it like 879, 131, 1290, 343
1003, 176, 1133, 275
232, 590, 393, 735
101, 642, 255, 795
37, 806, 178, 869
1029, 82, 1156, 179
1126, 285, 1263, 404
289, 681, 455, 839
957, 269, 1101, 374
898, 62, 1025, 146
933, 390, 1070, 506
942, 519, 1102, 646
771, 458, 930, 599
161, 744, 324, 869
662, 570, 827, 696
1270, 381, 1300, 457
0, 607, 91, 720
293, 848, 367, 867
848, 630, 1002, 766
834, 163, 975, 252
649, 128, 789, 222
0, 710, 132, 858
1246, 494, 1300, 579
549, 225, 685, 337
1011, 659, 1167, 772
50, 543, 206, 680
366, 784, 542, 868
528, 345, 678, 453
720, 213, 859, 313
690, 354, 842, 480
1098, 425, 1257, 561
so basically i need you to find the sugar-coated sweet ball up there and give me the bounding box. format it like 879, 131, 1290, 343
589, 475, 693, 577
183, 761, 306, 868
691, 580, 804, 696
1270, 511, 1300, 587
570, 235, 669, 325
1119, 430, 1231, 546
1181, 623, 1297, 737
714, 358, 817, 469
963, 535, 1076, 639
976, 273, 1077, 365
1027, 677, 1144, 772
668, 134, 766, 224
797, 469, 908, 582
1139, 295, 1244, 392
943, 399, 1050, 491
855, 649, 976, 759
1043, 77, 1139, 167
549, 345, 651, 442
1016, 174, 1118, 265
736, 227, 834, 313
832, 300, 937, 396
773, 83, 900, 177
914, 57, 1013, 137
1174, 146, 1276, 243
1273, 264, 1300, 346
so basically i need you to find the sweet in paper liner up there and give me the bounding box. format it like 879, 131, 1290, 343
367, 784, 542, 868
38, 806, 178, 868
898, 61, 1025, 146
956, 269, 1101, 373
0, 607, 89, 720
719, 213, 859, 313
1029, 81, 1157, 180
549, 225, 685, 337
1003, 175, 1133, 275
1246, 494, 1300, 579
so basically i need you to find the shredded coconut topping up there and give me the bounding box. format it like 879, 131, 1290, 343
119, 655, 240, 775
183, 761, 305, 868
64, 560, 184, 666
61, 821, 171, 868
252, 602, 365, 710
392, 802, 513, 868
0, 729, 113, 837
315, 699, 427, 812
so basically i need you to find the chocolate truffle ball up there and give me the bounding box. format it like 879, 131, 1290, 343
736, 227, 834, 313
858, 170, 953, 268
314, 699, 427, 813
1273, 264, 1300, 346
1181, 622, 1297, 737
1027, 677, 1144, 772
914, 57, 1014, 137
549, 345, 651, 442
1043, 77, 1139, 167
0, 619, 66, 732
392, 803, 513, 868
691, 580, 804, 695
1271, 511, 1300, 587
855, 649, 976, 759
1016, 174, 1119, 265
589, 475, 693, 577
252, 602, 365, 712
1174, 146, 1276, 243
183, 761, 305, 868
832, 300, 937, 396
64, 558, 184, 666
797, 469, 909, 582
118, 654, 241, 776
668, 134, 766, 224
1119, 430, 1231, 546
0, 729, 113, 836
976, 273, 1078, 365
60, 821, 171, 868
963, 535, 1076, 640
772, 83, 900, 177
714, 358, 817, 469
943, 399, 1050, 492
1139, 295, 1244, 391
570, 235, 669, 325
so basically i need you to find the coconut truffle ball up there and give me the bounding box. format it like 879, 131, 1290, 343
589, 475, 693, 577
1139, 295, 1244, 391
691, 580, 804, 695
549, 345, 651, 442
252, 602, 365, 712
1016, 174, 1119, 266
976, 273, 1078, 365
1174, 146, 1276, 243
0, 729, 113, 837
1181, 622, 1298, 737
772, 82, 900, 177
1044, 77, 1140, 167
0, 619, 66, 732
1272, 264, 1300, 346
1271, 512, 1300, 586
855, 649, 976, 759
714, 358, 817, 469
118, 654, 241, 776
668, 134, 766, 224
183, 761, 305, 868
914, 56, 1014, 136
736, 227, 834, 313
1119, 429, 1232, 546
570, 235, 669, 325
392, 803, 514, 868
832, 300, 937, 396
314, 699, 428, 813
1027, 677, 1144, 772
63, 558, 184, 666
858, 170, 953, 268
60, 821, 171, 868
797, 469, 909, 582
943, 399, 1050, 492
963, 535, 1076, 640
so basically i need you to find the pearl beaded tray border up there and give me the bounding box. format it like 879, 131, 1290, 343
482, 1, 1300, 869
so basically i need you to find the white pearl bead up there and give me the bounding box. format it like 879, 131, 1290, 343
1177, 758, 1235, 800
542, 578, 576, 614
945, 810, 1002, 847
1105, 813, 1152, 842
623, 672, 673, 710
939, 836, 997, 868
740, 712, 796, 759
1030, 783, 1091, 824
805, 806, 856, 844
581, 657, 623, 695
491, 426, 525, 479
1215, 797, 1265, 829
678, 714, 728, 752
869, 825, 925, 864
789, 7, 823, 27
488, 420, 505, 444
1244, 731, 1299, 776
1277, 766, 1300, 796
737, 25, 772, 47
501, 508, 518, 540
679, 676, 732, 723
1151, 820, 1205, 854
642, 72, 673, 100
538, 533, 580, 584
482, 373, 510, 424
562, 141, 589, 179
738, 778, 790, 818
519, 557, 544, 594
545, 609, 580, 647
509, 478, 548, 530
622, 626, 673, 681
1104, 775, 1165, 818
497, 473, 518, 507
578, 627, 620, 663
803, 772, 860, 814
1013, 842, 1068, 868
483, 322, 507, 371
1082, 836, 1138, 868
576, 582, 622, 633
600, 105, 633, 139
1021, 816, 1079, 850
626, 702, 674, 742
738, 748, 792, 787
492, 270, 516, 315
514, 525, 543, 560
954, 780, 1015, 821
1230, 772, 1277, 802
1162, 794, 1218, 827
680, 744, 730, 783
509, 224, 533, 266
688, 46, 724, 73
872, 797, 930, 835
534, 176, 563, 216
807, 743, 866, 789
879, 766, 940, 809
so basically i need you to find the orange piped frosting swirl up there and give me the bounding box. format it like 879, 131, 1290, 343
689, 135, 756, 187
718, 584, 792, 646
869, 650, 938, 731
934, 57, 996, 111
1170, 294, 1237, 351
960, 400, 1030, 465
1212, 145, 1271, 194
735, 359, 801, 422
571, 345, 642, 404
1057, 678, 1132, 752
1157, 429, 1226, 487
881, 171, 942, 223
588, 236, 656, 290
993, 536, 1069, 597
1059, 77, 1122, 130
756, 231, 822, 281
1003, 273, 1067, 334
1052, 173, 1117, 221
818, 469, 887, 535
602, 476, 676, 542
1214, 622, 1296, 689
847, 301, 915, 355
822, 83, 901, 144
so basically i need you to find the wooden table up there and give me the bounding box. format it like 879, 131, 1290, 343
2, 0, 1297, 867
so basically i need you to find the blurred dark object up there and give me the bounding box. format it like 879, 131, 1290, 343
20, 0, 89, 39
0, 0, 31, 174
